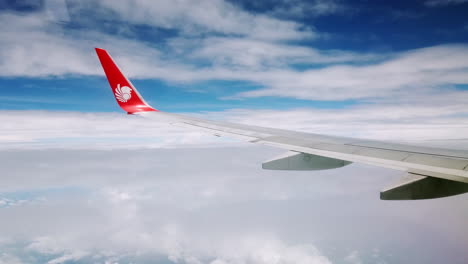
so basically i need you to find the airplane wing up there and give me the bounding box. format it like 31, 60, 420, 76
95, 48, 468, 200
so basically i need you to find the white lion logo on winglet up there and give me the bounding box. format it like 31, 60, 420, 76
115, 84, 132, 102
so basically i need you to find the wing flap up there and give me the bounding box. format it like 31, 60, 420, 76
262, 151, 351, 171
381, 172, 468, 200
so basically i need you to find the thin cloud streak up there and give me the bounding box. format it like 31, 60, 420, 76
235, 45, 468, 100
2, 103, 468, 150
95, 0, 316, 41
425, 0, 468, 7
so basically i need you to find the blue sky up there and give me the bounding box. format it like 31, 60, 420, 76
1, 0, 468, 114
1, 1, 468, 264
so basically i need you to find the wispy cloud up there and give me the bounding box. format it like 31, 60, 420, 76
0, 11, 367, 79
425, 0, 468, 7
0, 110, 231, 149
2, 102, 468, 150
212, 105, 468, 142
183, 37, 381, 70
2, 10, 468, 105
91, 0, 316, 41
234, 44, 468, 100
268, 0, 349, 18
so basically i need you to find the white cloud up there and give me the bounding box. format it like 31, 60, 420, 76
184, 37, 380, 70
0, 147, 467, 263
344, 251, 362, 264
269, 0, 348, 18
163, 235, 332, 264
44, 0, 70, 22
0, 13, 94, 77
3, 96, 468, 151
0, 254, 22, 264
2, 9, 468, 104
0, 12, 363, 79
205, 102, 468, 142
0, 146, 353, 263
47, 252, 88, 264
0, 110, 232, 149
94, 0, 315, 41
2, 1, 468, 263
0, 12, 166, 78
235, 44, 468, 100
3, 102, 468, 151
0, 197, 29, 208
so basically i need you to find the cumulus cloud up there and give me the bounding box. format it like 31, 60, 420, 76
235, 44, 468, 100
0, 147, 467, 263
0, 12, 167, 78
2, 4, 468, 104
0, 147, 359, 263
2, 12, 468, 104
0, 11, 369, 79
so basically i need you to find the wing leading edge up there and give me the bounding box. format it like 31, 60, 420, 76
95, 48, 468, 200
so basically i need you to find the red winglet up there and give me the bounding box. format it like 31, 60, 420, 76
95, 48, 158, 114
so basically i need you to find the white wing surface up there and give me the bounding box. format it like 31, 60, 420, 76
96, 48, 468, 200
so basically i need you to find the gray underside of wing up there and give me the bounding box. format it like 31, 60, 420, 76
380, 173, 468, 200
147, 111, 468, 200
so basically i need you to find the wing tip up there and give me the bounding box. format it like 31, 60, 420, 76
94, 47, 158, 114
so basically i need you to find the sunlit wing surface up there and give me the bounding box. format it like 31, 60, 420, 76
95, 48, 468, 200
